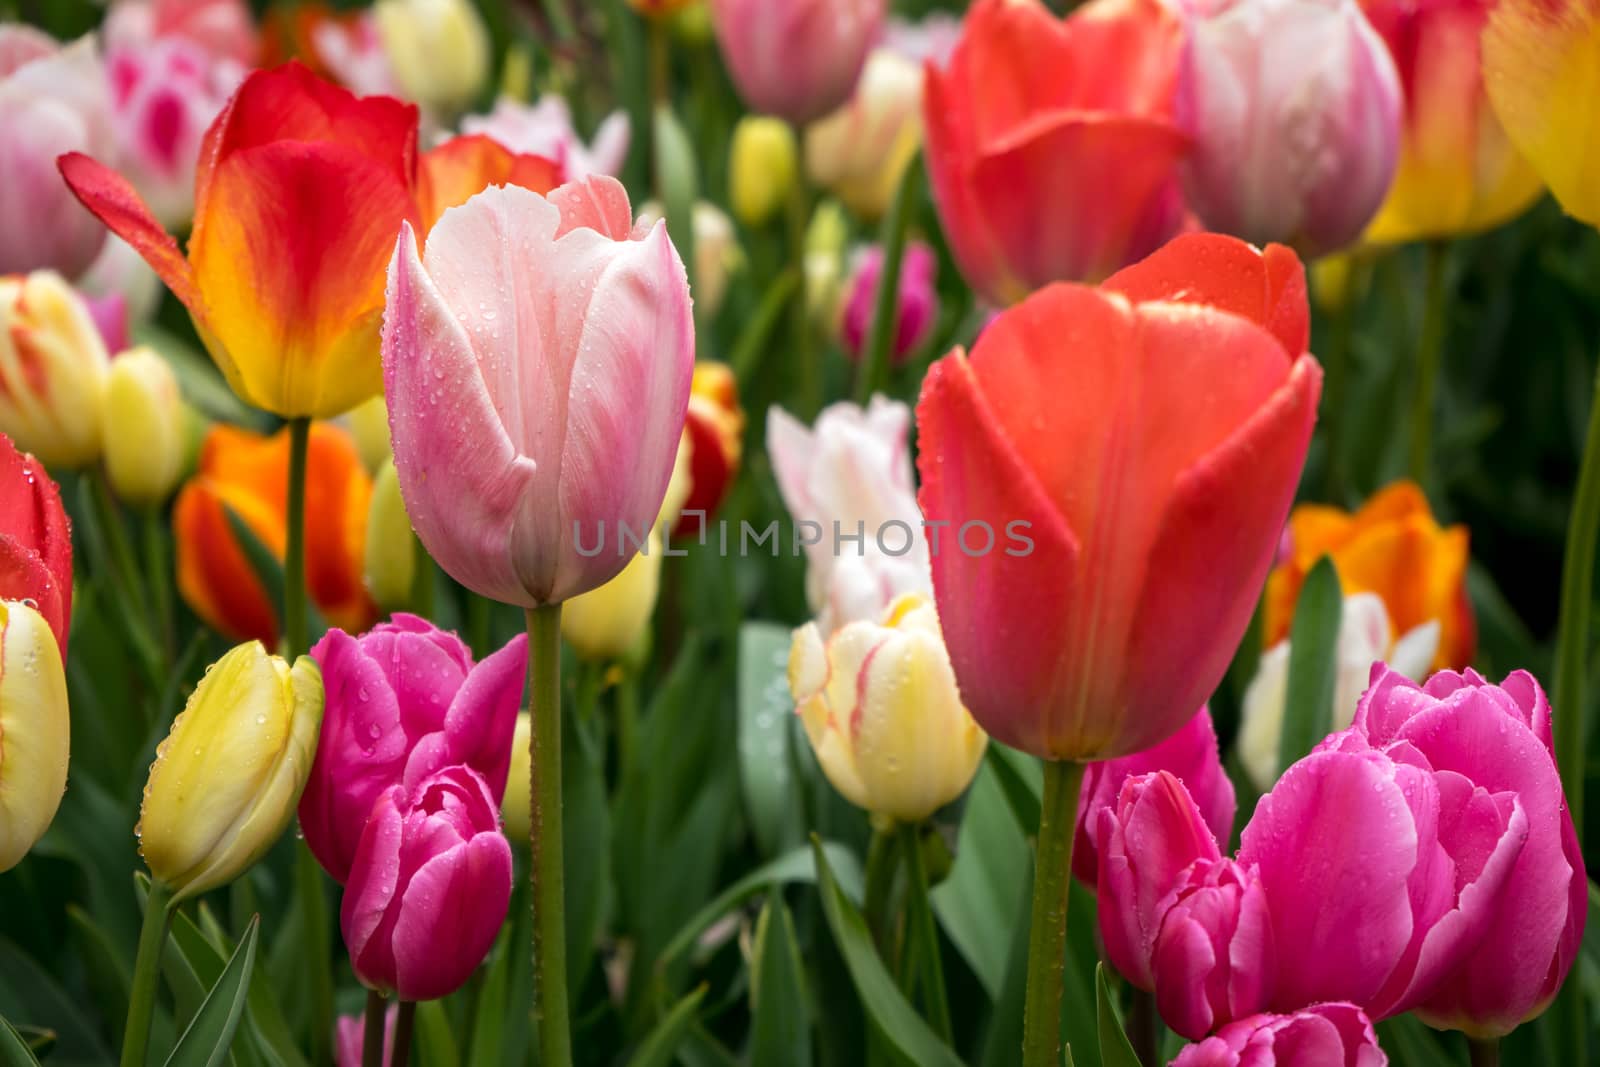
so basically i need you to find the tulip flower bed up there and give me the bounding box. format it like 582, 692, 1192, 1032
2, 0, 1600, 1065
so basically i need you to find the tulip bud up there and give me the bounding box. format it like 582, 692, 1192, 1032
373, 0, 490, 116
805, 48, 922, 222
1172, 1003, 1386, 1066
138, 642, 324, 901
788, 593, 986, 822
501, 711, 531, 843
562, 532, 664, 663
364, 459, 417, 611
1149, 858, 1274, 1039
838, 242, 939, 366
0, 600, 70, 873
0, 271, 110, 468
675, 362, 745, 537
709, 0, 888, 124
345, 395, 392, 473
103, 347, 186, 506
729, 117, 797, 227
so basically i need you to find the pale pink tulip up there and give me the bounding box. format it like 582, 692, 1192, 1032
1172, 1003, 1388, 1066
709, 0, 888, 124
462, 95, 630, 181
382, 178, 694, 607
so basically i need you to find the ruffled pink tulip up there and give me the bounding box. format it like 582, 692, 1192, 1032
382, 178, 694, 607
1176, 0, 1402, 257
1150, 857, 1274, 1039
1072, 706, 1234, 888
1172, 1003, 1388, 1066
300, 615, 527, 884
341, 764, 512, 1001
840, 242, 939, 366
709, 0, 887, 124
1327, 667, 1585, 1036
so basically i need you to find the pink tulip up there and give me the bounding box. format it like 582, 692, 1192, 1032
462, 96, 631, 181
709, 0, 888, 124
334, 1005, 395, 1067
840, 242, 940, 367
341, 764, 513, 1001
1073, 706, 1234, 888
1150, 857, 1274, 1039
0, 30, 113, 277
300, 615, 527, 884
102, 0, 258, 68
1171, 1003, 1387, 1066
382, 178, 694, 607
1176, 0, 1402, 257
1327, 667, 1585, 1036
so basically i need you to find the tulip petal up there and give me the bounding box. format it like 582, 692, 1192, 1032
340, 785, 407, 987
548, 173, 636, 240
391, 832, 512, 1001
435, 633, 528, 801
57, 151, 199, 311
417, 134, 561, 235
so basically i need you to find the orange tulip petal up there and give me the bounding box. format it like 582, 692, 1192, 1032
174, 480, 280, 644
418, 135, 561, 235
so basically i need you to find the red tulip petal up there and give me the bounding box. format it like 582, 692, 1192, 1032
57, 152, 200, 313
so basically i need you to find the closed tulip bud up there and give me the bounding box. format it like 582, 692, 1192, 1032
0, 271, 110, 467
374, 0, 490, 116
788, 593, 986, 822
675, 362, 745, 538
364, 459, 417, 611
838, 242, 939, 366
0, 599, 70, 873
1152, 858, 1274, 1039
501, 711, 531, 843
103, 347, 185, 505
729, 117, 797, 227
709, 0, 888, 124
1172, 1003, 1387, 1067
0, 434, 74, 656
345, 395, 392, 473
138, 642, 324, 901
562, 532, 664, 663
341, 764, 512, 1000
805, 49, 922, 222
1177, 0, 1402, 257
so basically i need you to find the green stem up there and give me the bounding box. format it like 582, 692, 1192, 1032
647, 15, 669, 117
362, 990, 386, 1067
861, 823, 898, 948
1127, 986, 1157, 1067
389, 1001, 416, 1067
92, 466, 147, 609
1021, 759, 1087, 1067
1319, 256, 1372, 503
1468, 1038, 1500, 1067
143, 508, 174, 662
526, 604, 571, 1067
85, 472, 164, 689
899, 823, 952, 1044
467, 592, 492, 659
786, 130, 816, 418
1554, 359, 1600, 843
856, 154, 921, 405
408, 550, 436, 620
121, 879, 173, 1067
296, 841, 334, 1067
283, 416, 312, 661
616, 672, 640, 795
1406, 242, 1450, 483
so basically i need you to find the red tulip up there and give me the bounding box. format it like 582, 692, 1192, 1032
0, 433, 72, 654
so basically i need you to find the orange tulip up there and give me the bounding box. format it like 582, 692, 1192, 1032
175, 422, 376, 644
1264, 480, 1474, 671
416, 134, 561, 234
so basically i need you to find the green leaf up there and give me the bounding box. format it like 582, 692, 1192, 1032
748, 891, 810, 1067
164, 916, 259, 1067
414, 1001, 460, 1067
1095, 965, 1139, 1067
1278, 556, 1343, 770
220, 504, 327, 644
0, 937, 115, 1067
565, 705, 612, 990
169, 906, 307, 1067
626, 985, 707, 1067
810, 838, 964, 1067
652, 103, 699, 302
737, 621, 801, 856
467, 928, 512, 1067
856, 153, 923, 403
984, 744, 1043, 837
0, 1015, 42, 1067
933, 761, 1031, 1000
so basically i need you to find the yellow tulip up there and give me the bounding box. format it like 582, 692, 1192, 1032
0, 271, 109, 468
502, 711, 531, 842
729, 117, 798, 228
561, 532, 664, 662
104, 347, 186, 506
0, 600, 70, 873
805, 49, 923, 223
788, 593, 986, 823
138, 642, 323, 901
374, 0, 491, 116
364, 458, 417, 610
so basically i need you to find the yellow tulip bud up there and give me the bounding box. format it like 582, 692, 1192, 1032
345, 394, 392, 474
374, 0, 491, 116
805, 50, 923, 222
138, 642, 323, 901
103, 347, 185, 506
0, 271, 109, 468
0, 600, 70, 873
561, 532, 664, 663
789, 594, 986, 823
365, 458, 417, 611
729, 117, 798, 228
502, 711, 531, 843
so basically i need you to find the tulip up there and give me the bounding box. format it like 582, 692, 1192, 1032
0, 433, 73, 654
805, 48, 922, 222
675, 362, 745, 538
103, 346, 186, 506
61, 63, 421, 418
1359, 0, 1542, 242
417, 134, 561, 234
174, 422, 376, 644
729, 117, 797, 227
296, 8, 403, 99
562, 532, 664, 662
788, 593, 986, 822
0, 599, 70, 873
1072, 706, 1234, 887
1482, 0, 1600, 225
299, 614, 525, 883
1171, 1003, 1387, 1067
916, 233, 1321, 760
709, 0, 887, 124
341, 763, 513, 1000
1148, 857, 1275, 1039
768, 396, 931, 633
364, 459, 417, 610
1237, 592, 1438, 789
501, 710, 532, 842
0, 31, 113, 278
103, 0, 259, 68
1330, 668, 1585, 1036
638, 201, 742, 318
1176, 0, 1402, 257
0, 271, 111, 468
923, 0, 1187, 306
839, 241, 939, 366
335, 1005, 395, 1067
1264, 479, 1473, 671
138, 641, 324, 900
462, 95, 631, 181
374, 0, 490, 116
382, 179, 694, 608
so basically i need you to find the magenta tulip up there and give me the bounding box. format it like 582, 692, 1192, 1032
840, 242, 940, 366
341, 764, 512, 1001
382, 178, 694, 607
1150, 857, 1274, 1039
299, 614, 527, 884
709, 0, 887, 124
1171, 1003, 1388, 1066
1072, 706, 1235, 888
